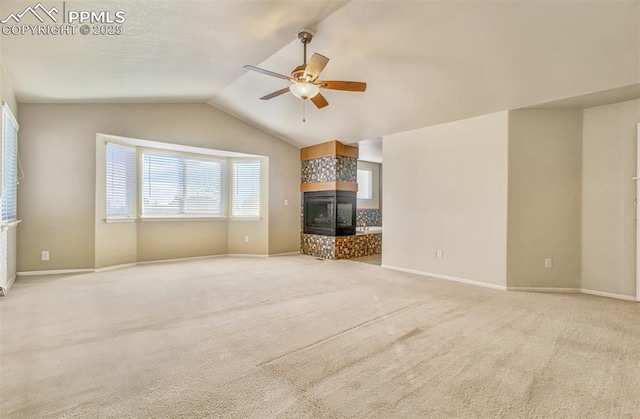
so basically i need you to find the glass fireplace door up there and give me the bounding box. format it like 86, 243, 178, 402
303, 191, 356, 236
336, 200, 354, 235
305, 197, 336, 235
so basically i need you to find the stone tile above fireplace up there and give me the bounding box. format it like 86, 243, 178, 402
301, 155, 357, 184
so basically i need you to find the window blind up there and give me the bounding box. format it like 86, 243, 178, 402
357, 169, 373, 200
106, 143, 136, 217
2, 104, 19, 222
232, 160, 260, 217
142, 152, 224, 216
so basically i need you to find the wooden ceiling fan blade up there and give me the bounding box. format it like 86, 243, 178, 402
317, 81, 367, 92
259, 87, 291, 100
304, 53, 329, 81
310, 93, 329, 109
243, 65, 291, 81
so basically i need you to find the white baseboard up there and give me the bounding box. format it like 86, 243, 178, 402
14, 252, 302, 279
0, 275, 17, 297
95, 263, 137, 273
17, 255, 227, 276
227, 254, 269, 258
0, 275, 16, 296
507, 287, 581, 293
485, 286, 635, 302
509, 287, 636, 301
381, 264, 507, 291
19, 254, 273, 276
580, 288, 637, 302
17, 268, 95, 277
137, 254, 226, 265
7, 273, 16, 290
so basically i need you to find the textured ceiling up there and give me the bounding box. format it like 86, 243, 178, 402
1, 0, 348, 102
1, 0, 639, 148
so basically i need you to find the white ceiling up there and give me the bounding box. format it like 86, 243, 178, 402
2, 0, 638, 148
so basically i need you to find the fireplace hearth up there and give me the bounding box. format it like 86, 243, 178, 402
303, 191, 356, 236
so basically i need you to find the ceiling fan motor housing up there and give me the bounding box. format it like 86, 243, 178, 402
291, 65, 307, 81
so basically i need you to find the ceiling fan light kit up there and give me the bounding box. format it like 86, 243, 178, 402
289, 82, 320, 99
243, 30, 367, 111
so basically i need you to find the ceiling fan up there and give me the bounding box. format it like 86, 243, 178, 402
243, 30, 366, 109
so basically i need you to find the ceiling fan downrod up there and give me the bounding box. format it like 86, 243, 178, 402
297, 30, 314, 67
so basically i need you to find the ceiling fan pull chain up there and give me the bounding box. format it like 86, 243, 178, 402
302, 100, 306, 123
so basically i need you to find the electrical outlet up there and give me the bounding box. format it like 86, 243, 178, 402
244, 236, 250, 243
42, 251, 49, 261
545, 258, 552, 268
284, 199, 289, 206
436, 249, 443, 258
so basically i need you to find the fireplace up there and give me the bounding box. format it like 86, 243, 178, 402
303, 191, 356, 236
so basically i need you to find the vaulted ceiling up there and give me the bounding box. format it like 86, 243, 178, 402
1, 0, 638, 147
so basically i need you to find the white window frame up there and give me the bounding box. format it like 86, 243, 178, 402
100, 138, 265, 223
139, 148, 227, 219
2, 103, 19, 224
357, 168, 373, 200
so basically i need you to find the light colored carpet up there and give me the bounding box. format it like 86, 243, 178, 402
1, 255, 639, 418
349, 254, 382, 266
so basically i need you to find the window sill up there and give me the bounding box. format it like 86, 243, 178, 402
104, 216, 137, 223
0, 219, 22, 231
140, 216, 227, 222
229, 216, 262, 221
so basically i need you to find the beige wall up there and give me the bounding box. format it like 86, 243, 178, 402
507, 110, 583, 289
357, 160, 381, 210
18, 104, 301, 272
95, 220, 137, 268
382, 102, 638, 296
582, 99, 640, 298
382, 112, 509, 288
1, 69, 17, 117
137, 220, 228, 262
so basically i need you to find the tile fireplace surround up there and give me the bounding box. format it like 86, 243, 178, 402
301, 231, 382, 260
299, 140, 381, 259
